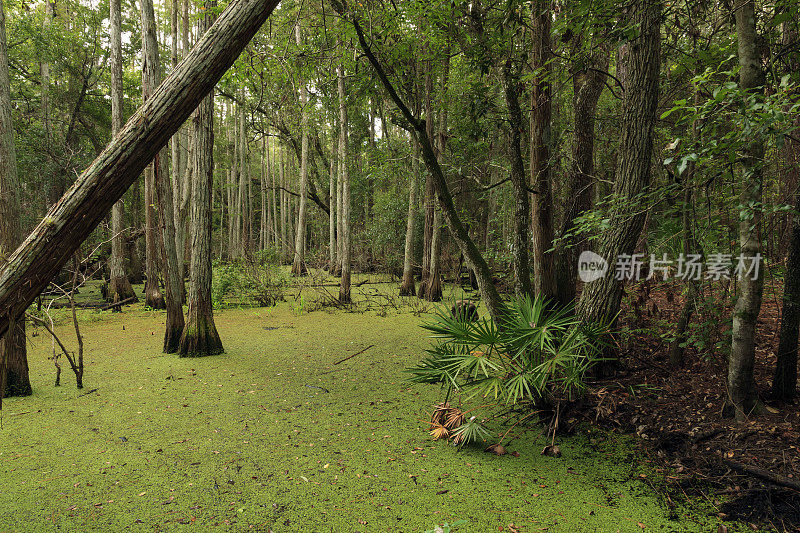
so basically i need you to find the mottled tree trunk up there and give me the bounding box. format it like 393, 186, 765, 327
337, 58, 352, 303
142, 0, 184, 351
179, 1, 223, 358
0, 0, 30, 398
772, 22, 800, 401
728, 0, 767, 420
577, 0, 660, 351
555, 46, 607, 306
500, 63, 533, 298
529, 0, 555, 300
108, 0, 137, 307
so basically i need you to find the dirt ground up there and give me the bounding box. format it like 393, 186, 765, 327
577, 277, 800, 532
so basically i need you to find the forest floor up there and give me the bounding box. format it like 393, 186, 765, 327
0, 274, 763, 532
578, 276, 800, 532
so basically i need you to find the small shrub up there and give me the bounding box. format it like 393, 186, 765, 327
407, 296, 609, 446
212, 249, 288, 308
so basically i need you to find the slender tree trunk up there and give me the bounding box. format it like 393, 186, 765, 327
577, 0, 660, 351
142, 0, 184, 351
328, 128, 337, 270
773, 23, 800, 400
555, 45, 608, 306
418, 64, 435, 298
335, 138, 344, 276
271, 140, 278, 247
280, 150, 289, 262
292, 22, 309, 275
337, 58, 351, 303
108, 0, 137, 307
0, 0, 31, 398
426, 55, 450, 302
347, 11, 507, 320
727, 0, 767, 420
400, 137, 420, 295
141, 7, 165, 311
179, 1, 223, 358
260, 136, 268, 251
529, 0, 555, 299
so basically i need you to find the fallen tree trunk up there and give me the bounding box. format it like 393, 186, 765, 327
0, 0, 281, 339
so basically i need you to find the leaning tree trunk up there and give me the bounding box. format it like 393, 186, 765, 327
400, 137, 420, 296
108, 0, 137, 307
346, 10, 506, 321
142, 0, 184, 352
0, 0, 282, 339
577, 0, 660, 349
529, 0, 555, 300
555, 44, 608, 306
291, 21, 309, 276
728, 0, 767, 420
178, 0, 224, 358
337, 57, 352, 303
0, 0, 31, 398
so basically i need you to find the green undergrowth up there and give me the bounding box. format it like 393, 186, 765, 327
1, 285, 735, 532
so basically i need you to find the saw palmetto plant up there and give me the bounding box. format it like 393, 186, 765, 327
408, 296, 609, 446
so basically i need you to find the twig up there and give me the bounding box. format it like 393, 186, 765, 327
722, 458, 800, 491
333, 344, 375, 365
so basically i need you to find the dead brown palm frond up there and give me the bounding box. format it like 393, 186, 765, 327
431, 402, 451, 426
444, 408, 465, 429
429, 424, 449, 440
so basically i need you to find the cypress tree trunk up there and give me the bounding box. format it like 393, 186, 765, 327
108, 0, 137, 307
335, 138, 344, 276
292, 21, 309, 276
271, 140, 279, 247
142, 0, 184, 352
142, 13, 165, 311
179, 0, 223, 358
337, 58, 352, 303
577, 0, 660, 349
260, 136, 268, 251
400, 137, 419, 295
328, 130, 337, 271
728, 0, 767, 419
418, 63, 435, 298
0, 0, 31, 397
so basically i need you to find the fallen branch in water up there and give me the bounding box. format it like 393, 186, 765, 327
333, 344, 375, 365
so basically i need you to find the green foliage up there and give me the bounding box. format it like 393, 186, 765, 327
408, 297, 609, 439
212, 248, 288, 308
